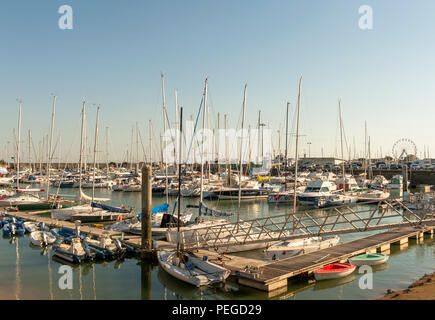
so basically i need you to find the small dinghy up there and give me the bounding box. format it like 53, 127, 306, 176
50, 227, 81, 241
53, 237, 92, 263
30, 230, 57, 247
158, 250, 230, 287
264, 236, 340, 260
83, 234, 127, 260
2, 223, 25, 236
23, 221, 39, 233
314, 263, 356, 281
348, 253, 389, 266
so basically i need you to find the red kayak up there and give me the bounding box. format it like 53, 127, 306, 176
314, 263, 356, 280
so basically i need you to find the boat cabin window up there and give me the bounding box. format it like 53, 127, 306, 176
305, 187, 321, 192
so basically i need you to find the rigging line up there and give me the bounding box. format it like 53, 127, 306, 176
136, 126, 147, 161
169, 97, 204, 217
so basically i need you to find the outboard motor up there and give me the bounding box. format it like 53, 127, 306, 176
38, 222, 46, 231
11, 224, 16, 235
82, 241, 92, 258
114, 239, 123, 251
41, 232, 48, 246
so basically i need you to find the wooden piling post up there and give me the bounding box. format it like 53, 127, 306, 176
402, 164, 408, 200
141, 165, 153, 258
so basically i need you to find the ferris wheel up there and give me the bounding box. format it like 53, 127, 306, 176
392, 138, 417, 160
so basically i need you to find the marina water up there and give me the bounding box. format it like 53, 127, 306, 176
1, 188, 434, 300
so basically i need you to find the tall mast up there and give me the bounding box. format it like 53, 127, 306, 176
47, 95, 56, 200
174, 89, 179, 176
339, 100, 345, 192
293, 77, 302, 220
105, 127, 109, 176
364, 121, 367, 178
78, 102, 86, 197
278, 124, 281, 177
161, 73, 169, 204
16, 100, 22, 189
368, 136, 372, 179
200, 78, 208, 203
136, 122, 139, 172
284, 102, 290, 191
92, 105, 100, 204
238, 84, 247, 224
39, 140, 42, 175
217, 112, 220, 176
177, 107, 183, 254
58, 133, 61, 169
149, 120, 153, 165
224, 114, 229, 185
130, 126, 133, 171
28, 129, 33, 173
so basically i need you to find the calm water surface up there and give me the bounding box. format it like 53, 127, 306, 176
0, 187, 434, 300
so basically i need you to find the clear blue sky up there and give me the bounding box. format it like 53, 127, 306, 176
1, 0, 435, 163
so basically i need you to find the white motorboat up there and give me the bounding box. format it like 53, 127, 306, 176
264, 235, 340, 260
356, 189, 390, 202
297, 180, 338, 205
157, 250, 230, 287
30, 230, 57, 246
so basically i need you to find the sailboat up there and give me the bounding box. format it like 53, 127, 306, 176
167, 84, 285, 253
313, 100, 358, 208
158, 104, 230, 287
51, 103, 132, 222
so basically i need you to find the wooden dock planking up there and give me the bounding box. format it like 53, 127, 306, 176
235, 223, 435, 291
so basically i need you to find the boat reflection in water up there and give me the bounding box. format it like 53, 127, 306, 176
155, 266, 234, 300
313, 273, 356, 291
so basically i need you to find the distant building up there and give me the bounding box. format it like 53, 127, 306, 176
297, 157, 344, 166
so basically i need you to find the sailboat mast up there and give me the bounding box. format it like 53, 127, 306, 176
16, 100, 22, 189
224, 114, 229, 185
78, 102, 86, 196
149, 120, 153, 165
284, 102, 290, 191
136, 122, 139, 173
47, 95, 56, 200
238, 84, 247, 224
105, 127, 109, 176
174, 90, 179, 176
130, 126, 133, 171
338, 100, 345, 192
177, 107, 183, 253
161, 73, 169, 204
200, 78, 208, 203
293, 77, 302, 218
364, 121, 367, 178
92, 105, 100, 204
28, 129, 32, 173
